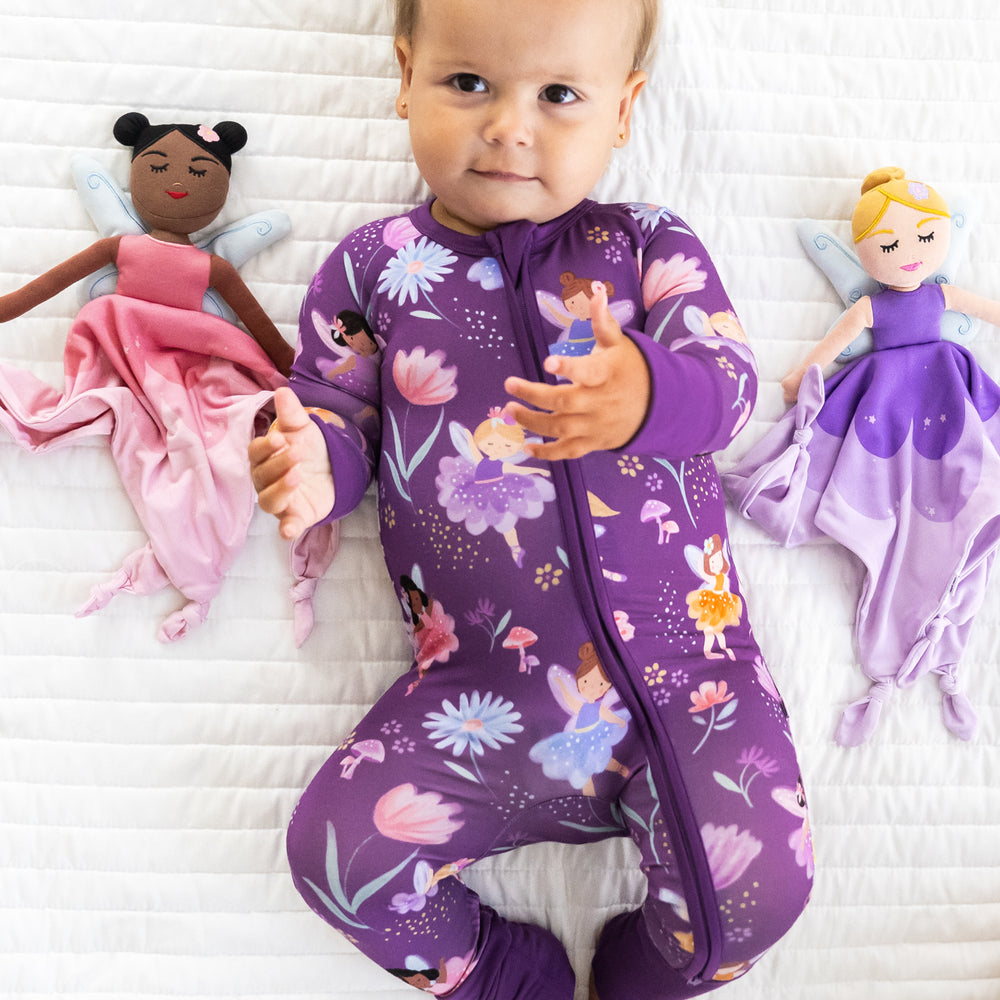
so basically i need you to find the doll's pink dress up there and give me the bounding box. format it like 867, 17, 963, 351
0, 234, 327, 641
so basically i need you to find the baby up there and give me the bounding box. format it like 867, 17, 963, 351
250, 1, 812, 997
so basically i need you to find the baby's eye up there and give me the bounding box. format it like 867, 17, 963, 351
149, 163, 168, 174
189, 166, 208, 177
880, 240, 899, 254
449, 73, 487, 94
918, 231, 935, 243
541, 84, 579, 104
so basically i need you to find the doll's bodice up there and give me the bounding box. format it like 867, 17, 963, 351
115, 234, 212, 312
869, 283, 945, 351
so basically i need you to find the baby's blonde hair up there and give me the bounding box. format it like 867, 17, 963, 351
852, 167, 950, 244
392, 0, 660, 72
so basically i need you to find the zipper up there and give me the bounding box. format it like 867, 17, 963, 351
485, 218, 725, 985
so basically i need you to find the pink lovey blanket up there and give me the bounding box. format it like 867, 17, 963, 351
0, 233, 333, 642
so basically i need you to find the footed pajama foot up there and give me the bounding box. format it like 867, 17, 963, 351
158, 600, 210, 643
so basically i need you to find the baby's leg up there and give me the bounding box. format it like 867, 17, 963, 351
286, 668, 583, 999
591, 656, 812, 999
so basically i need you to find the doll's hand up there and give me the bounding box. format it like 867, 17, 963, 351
249, 386, 335, 540
503, 285, 650, 460
781, 367, 806, 405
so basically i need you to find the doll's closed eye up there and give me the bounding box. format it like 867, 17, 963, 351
918, 231, 935, 243
880, 240, 899, 254
188, 166, 208, 177
149, 163, 168, 174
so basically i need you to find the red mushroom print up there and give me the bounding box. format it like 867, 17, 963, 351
640, 499, 679, 544
503, 626, 539, 673
340, 739, 386, 779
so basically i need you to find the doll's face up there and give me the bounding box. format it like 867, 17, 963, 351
129, 129, 230, 236
855, 199, 950, 291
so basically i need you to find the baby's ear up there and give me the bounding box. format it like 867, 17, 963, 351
213, 121, 248, 156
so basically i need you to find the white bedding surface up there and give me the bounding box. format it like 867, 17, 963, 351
1, 3, 997, 998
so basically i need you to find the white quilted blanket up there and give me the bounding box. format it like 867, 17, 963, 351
1, 3, 997, 998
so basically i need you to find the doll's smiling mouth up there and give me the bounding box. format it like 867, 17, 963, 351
900, 262, 922, 272
166, 190, 189, 199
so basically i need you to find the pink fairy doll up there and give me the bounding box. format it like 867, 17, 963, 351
0, 112, 314, 641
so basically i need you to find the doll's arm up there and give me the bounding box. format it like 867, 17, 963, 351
209, 255, 294, 375
0, 237, 120, 322
942, 284, 1000, 330
782, 296, 873, 404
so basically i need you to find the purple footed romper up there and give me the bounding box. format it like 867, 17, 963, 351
286, 201, 813, 998
725, 282, 1000, 745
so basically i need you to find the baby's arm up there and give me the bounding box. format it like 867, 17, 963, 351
504, 284, 650, 460
249, 386, 335, 540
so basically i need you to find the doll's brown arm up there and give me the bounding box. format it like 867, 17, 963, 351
0, 237, 121, 323
209, 255, 294, 376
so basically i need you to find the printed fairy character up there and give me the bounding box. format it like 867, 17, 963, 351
685, 534, 743, 660
311, 307, 383, 392
399, 572, 459, 694
529, 642, 631, 796
537, 270, 635, 359
435, 407, 555, 567
387, 950, 478, 995
388, 959, 449, 992
772, 778, 814, 877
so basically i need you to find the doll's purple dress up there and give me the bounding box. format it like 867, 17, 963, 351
725, 282, 1000, 744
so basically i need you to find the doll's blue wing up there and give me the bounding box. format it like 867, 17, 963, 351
933, 197, 980, 347
195, 210, 291, 268
72, 155, 146, 237
72, 156, 145, 303
797, 220, 878, 361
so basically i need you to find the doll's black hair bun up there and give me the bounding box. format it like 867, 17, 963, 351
113, 112, 151, 147
212, 121, 248, 155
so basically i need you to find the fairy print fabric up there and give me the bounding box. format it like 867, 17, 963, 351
285, 199, 813, 994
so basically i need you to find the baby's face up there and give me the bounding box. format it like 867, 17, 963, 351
395, 0, 646, 235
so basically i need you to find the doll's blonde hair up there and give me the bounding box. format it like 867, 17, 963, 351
852, 167, 950, 243
392, 0, 660, 71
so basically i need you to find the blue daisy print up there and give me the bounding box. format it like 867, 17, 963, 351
377, 237, 457, 306
424, 691, 523, 760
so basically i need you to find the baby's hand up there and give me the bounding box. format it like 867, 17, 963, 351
249, 386, 335, 540
504, 284, 650, 460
